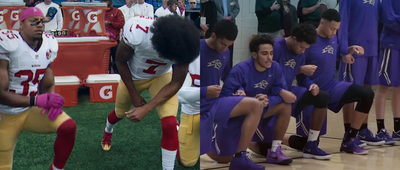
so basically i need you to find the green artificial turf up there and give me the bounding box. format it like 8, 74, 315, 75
12, 87, 199, 170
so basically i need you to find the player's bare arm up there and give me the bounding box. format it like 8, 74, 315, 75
116, 40, 146, 107
39, 64, 55, 93
0, 59, 30, 106
233, 89, 246, 96
298, 64, 318, 76
146, 63, 188, 110
279, 89, 297, 104
348, 45, 364, 55
308, 83, 320, 96
255, 93, 269, 107
206, 85, 222, 98
125, 64, 188, 122
342, 45, 364, 64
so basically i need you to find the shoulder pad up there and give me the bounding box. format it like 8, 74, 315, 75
43, 33, 59, 53
122, 16, 154, 47
0, 30, 20, 52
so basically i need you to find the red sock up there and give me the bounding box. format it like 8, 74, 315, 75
53, 119, 76, 169
161, 116, 179, 150
108, 109, 123, 124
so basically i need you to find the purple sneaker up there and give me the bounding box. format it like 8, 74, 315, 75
376, 129, 396, 145
229, 152, 264, 170
392, 130, 400, 146
340, 138, 368, 155
358, 128, 385, 146
392, 130, 400, 141
266, 146, 292, 165
355, 137, 366, 147
303, 141, 332, 160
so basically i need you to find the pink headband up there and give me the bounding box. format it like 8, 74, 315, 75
20, 7, 44, 22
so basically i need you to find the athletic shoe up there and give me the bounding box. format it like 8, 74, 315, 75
101, 130, 113, 151
266, 146, 292, 165
340, 138, 368, 155
376, 129, 396, 145
392, 130, 400, 145
302, 141, 332, 160
355, 137, 367, 147
358, 128, 385, 146
343, 132, 366, 147
229, 152, 264, 170
392, 130, 400, 141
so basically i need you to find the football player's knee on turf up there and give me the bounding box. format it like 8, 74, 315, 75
161, 116, 179, 150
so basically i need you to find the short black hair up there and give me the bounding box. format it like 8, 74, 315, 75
249, 34, 274, 53
291, 24, 317, 45
151, 15, 200, 65
321, 9, 341, 22
168, 0, 178, 6
212, 19, 238, 41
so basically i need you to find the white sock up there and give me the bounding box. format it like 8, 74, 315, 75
105, 119, 116, 133
52, 164, 63, 170
161, 148, 177, 170
271, 140, 282, 152
308, 129, 320, 142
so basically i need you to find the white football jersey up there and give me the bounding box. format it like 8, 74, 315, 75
122, 16, 174, 80
178, 55, 199, 115
0, 30, 58, 114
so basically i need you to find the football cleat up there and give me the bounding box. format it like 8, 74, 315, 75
101, 130, 113, 151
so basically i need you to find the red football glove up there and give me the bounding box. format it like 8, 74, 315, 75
35, 93, 64, 108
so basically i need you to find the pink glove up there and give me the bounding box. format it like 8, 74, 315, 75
42, 107, 63, 121
35, 93, 64, 108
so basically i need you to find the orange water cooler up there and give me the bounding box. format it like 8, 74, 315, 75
80, 2, 109, 36
60, 2, 84, 36
0, 1, 26, 30
54, 76, 82, 107
85, 74, 120, 103
53, 36, 117, 81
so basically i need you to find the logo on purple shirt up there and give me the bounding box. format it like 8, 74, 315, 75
207, 60, 222, 70
285, 59, 296, 69
322, 45, 334, 54
254, 80, 269, 89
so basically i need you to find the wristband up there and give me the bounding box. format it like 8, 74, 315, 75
30, 97, 35, 106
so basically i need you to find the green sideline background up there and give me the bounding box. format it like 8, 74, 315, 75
12, 87, 200, 170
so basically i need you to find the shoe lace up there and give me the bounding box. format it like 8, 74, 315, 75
382, 130, 390, 136
245, 152, 253, 161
